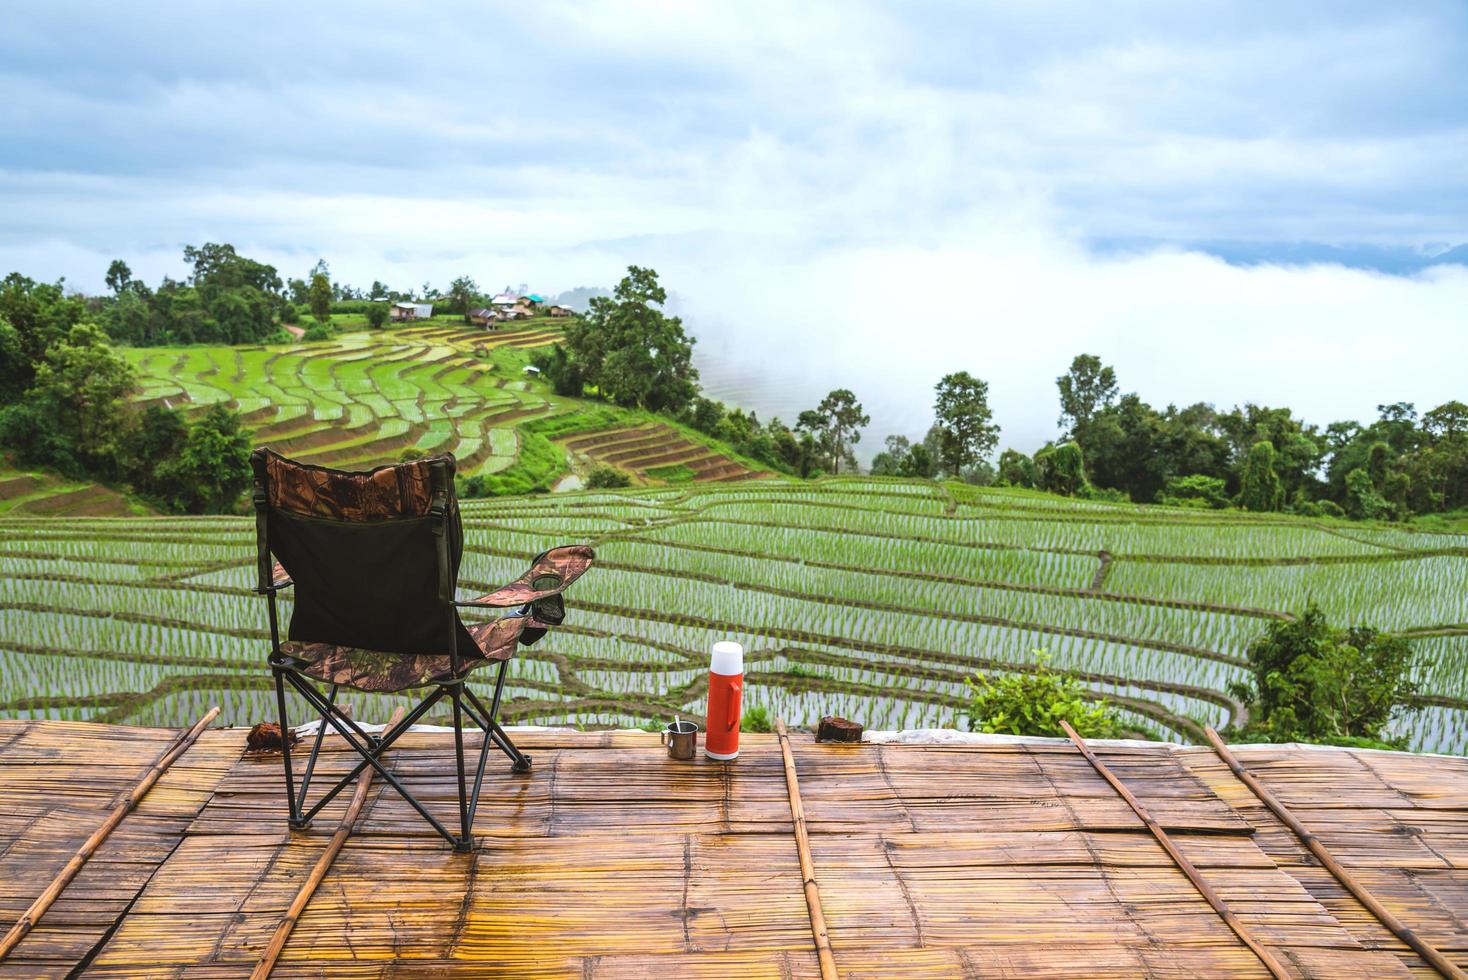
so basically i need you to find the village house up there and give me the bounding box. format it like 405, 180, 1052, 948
390, 302, 433, 322
547, 304, 574, 317
468, 307, 498, 328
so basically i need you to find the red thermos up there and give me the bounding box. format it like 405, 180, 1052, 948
704, 641, 743, 760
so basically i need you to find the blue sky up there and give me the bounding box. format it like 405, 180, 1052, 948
2, 1, 1465, 450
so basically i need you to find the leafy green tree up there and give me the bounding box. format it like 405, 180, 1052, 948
585, 465, 632, 489
562, 266, 699, 414
1227, 607, 1421, 748
799, 389, 869, 474
20, 323, 136, 475
0, 317, 24, 404
933, 371, 999, 477
1158, 474, 1229, 509
365, 303, 389, 329
1238, 440, 1284, 512
120, 405, 189, 501
1056, 354, 1118, 438
154, 404, 252, 513
1034, 441, 1088, 496
448, 276, 478, 319
995, 448, 1036, 488
1344, 467, 1393, 520
307, 273, 333, 324
105, 259, 133, 295
966, 654, 1130, 739
0, 273, 89, 392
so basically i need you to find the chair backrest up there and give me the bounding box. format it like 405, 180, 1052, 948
250, 449, 476, 657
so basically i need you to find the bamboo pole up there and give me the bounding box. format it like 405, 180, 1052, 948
774, 718, 839, 980
1205, 727, 1467, 980
0, 706, 221, 962
251, 706, 405, 980
1059, 721, 1290, 980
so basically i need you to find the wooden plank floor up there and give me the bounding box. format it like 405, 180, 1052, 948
0, 722, 1463, 978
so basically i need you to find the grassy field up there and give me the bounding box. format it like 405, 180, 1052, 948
1, 477, 1464, 752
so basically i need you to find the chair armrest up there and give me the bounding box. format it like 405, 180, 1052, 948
455, 544, 594, 608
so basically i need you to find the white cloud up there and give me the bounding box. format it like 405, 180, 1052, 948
0, 0, 1464, 455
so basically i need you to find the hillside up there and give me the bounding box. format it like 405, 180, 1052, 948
124, 317, 766, 492
0, 478, 1463, 752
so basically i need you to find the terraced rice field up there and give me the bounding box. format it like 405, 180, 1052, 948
559, 423, 767, 483
0, 467, 139, 517
2, 478, 1464, 753
123, 321, 759, 487
127, 322, 568, 475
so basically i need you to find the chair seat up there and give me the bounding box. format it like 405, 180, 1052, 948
279, 616, 526, 693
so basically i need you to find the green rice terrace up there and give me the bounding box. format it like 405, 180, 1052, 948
0, 317, 765, 517
1, 477, 1465, 752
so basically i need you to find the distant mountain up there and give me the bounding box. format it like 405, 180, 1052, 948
1093, 238, 1468, 275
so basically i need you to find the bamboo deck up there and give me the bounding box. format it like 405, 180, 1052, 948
0, 720, 1464, 979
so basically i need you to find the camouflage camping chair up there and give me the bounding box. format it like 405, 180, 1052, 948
249, 448, 593, 851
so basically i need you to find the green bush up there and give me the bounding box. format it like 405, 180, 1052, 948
741, 704, 773, 733
586, 465, 631, 489
966, 654, 1130, 739
1158, 474, 1229, 509
302, 321, 335, 342
1227, 606, 1421, 748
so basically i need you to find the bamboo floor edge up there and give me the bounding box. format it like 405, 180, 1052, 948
0, 720, 1464, 979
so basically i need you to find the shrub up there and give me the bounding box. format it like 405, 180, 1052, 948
1158, 474, 1229, 509
741, 704, 773, 733
365, 304, 389, 329
1227, 606, 1421, 749
302, 322, 335, 342
965, 654, 1129, 739
586, 465, 632, 489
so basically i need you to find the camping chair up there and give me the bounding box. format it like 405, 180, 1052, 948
249, 448, 593, 851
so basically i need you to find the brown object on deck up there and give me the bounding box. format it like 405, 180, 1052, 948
1059, 720, 1291, 980
244, 721, 299, 754
1205, 727, 1468, 980
815, 716, 863, 743
775, 717, 839, 980
252, 707, 406, 980
0, 706, 220, 963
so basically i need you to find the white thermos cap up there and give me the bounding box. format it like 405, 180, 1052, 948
710, 640, 744, 676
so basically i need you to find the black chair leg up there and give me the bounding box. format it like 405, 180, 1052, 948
273, 666, 308, 830
450, 688, 473, 853
463, 678, 531, 773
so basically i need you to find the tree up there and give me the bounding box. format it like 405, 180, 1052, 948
1056, 354, 1118, 437
448, 276, 478, 319
1158, 474, 1229, 509
967, 654, 1130, 739
0, 273, 89, 393
154, 404, 252, 513
562, 266, 699, 414
19, 322, 136, 475
1227, 607, 1421, 748
1034, 442, 1088, 496
933, 371, 999, 477
365, 303, 389, 329
105, 259, 133, 296
996, 448, 1036, 488
307, 273, 333, 324
799, 389, 869, 474
1238, 440, 1284, 512
120, 405, 188, 501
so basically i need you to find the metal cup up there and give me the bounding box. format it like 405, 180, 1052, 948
661, 720, 698, 760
